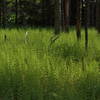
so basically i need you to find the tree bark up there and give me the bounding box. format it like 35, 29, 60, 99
84, 0, 88, 50
0, 0, 2, 27
15, 0, 18, 25
2, 0, 6, 28
96, 0, 100, 33
76, 0, 81, 40
63, 0, 70, 32
55, 0, 62, 34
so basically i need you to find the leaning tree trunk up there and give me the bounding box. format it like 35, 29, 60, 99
96, 0, 100, 33
76, 0, 81, 40
55, 0, 62, 34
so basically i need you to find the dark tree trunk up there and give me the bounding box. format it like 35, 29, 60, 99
76, 0, 81, 40
19, 0, 23, 25
63, 0, 70, 32
96, 0, 100, 33
42, 0, 47, 26
0, 0, 2, 27
55, 0, 62, 34
15, 0, 18, 25
84, 0, 88, 50
2, 0, 6, 28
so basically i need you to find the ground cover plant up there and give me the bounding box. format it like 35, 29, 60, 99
0, 28, 100, 100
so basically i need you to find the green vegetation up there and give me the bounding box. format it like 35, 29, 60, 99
0, 28, 100, 100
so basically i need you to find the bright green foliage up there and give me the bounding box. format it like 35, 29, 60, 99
0, 28, 100, 100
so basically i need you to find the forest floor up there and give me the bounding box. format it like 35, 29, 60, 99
0, 28, 100, 100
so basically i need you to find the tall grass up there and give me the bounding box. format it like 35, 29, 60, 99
0, 28, 100, 100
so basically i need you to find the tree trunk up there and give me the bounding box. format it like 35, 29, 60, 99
0, 0, 2, 27
96, 0, 100, 33
84, 0, 88, 50
2, 0, 6, 28
15, 0, 18, 25
55, 0, 62, 34
63, 0, 70, 32
76, 0, 81, 40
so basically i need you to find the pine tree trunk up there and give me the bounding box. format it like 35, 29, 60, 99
63, 0, 70, 32
96, 0, 100, 33
15, 0, 18, 25
2, 0, 6, 28
76, 0, 81, 40
55, 0, 62, 34
84, 0, 88, 50
0, 0, 2, 27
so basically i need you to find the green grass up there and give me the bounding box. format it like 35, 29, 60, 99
0, 28, 100, 100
